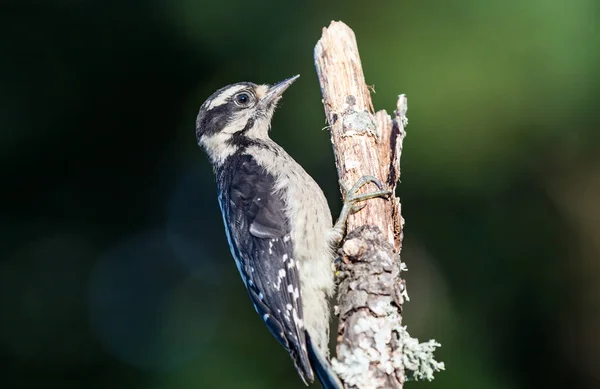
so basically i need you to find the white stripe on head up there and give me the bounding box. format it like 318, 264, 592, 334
199, 131, 237, 165
223, 110, 253, 134
198, 110, 254, 164
205, 85, 246, 110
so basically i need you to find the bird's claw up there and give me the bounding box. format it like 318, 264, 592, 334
351, 202, 367, 213
332, 175, 393, 244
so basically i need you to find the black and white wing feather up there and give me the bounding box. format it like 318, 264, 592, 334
216, 153, 313, 384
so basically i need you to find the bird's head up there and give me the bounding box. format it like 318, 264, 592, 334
196, 75, 299, 165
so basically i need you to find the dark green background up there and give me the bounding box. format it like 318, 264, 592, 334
1, 1, 598, 388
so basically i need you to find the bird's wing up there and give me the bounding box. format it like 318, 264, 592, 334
217, 153, 313, 384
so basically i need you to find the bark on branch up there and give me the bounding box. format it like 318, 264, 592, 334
314, 21, 414, 389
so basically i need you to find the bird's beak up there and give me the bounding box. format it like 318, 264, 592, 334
261, 75, 300, 106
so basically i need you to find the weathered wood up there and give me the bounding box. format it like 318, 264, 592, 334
314, 21, 408, 389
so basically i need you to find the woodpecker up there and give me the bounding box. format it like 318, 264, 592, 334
195, 75, 390, 389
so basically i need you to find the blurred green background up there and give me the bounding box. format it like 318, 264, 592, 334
1, 0, 599, 388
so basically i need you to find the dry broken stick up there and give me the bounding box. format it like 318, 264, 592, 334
314, 21, 443, 389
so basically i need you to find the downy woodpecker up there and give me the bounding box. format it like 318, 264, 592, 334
195, 75, 389, 389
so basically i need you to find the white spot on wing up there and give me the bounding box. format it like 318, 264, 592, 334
285, 284, 299, 300
273, 268, 286, 290
292, 308, 304, 328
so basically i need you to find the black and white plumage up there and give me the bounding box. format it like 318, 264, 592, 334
218, 153, 311, 380
196, 75, 343, 389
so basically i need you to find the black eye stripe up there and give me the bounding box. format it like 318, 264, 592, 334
197, 103, 232, 136
196, 82, 258, 140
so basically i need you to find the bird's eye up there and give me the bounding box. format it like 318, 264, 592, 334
234, 92, 253, 107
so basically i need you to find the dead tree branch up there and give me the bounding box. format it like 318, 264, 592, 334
314, 21, 442, 389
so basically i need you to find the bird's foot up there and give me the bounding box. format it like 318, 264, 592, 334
331, 175, 392, 244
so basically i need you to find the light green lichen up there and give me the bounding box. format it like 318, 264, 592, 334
398, 325, 445, 382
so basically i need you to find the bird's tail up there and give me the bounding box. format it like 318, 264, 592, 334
306, 333, 344, 389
